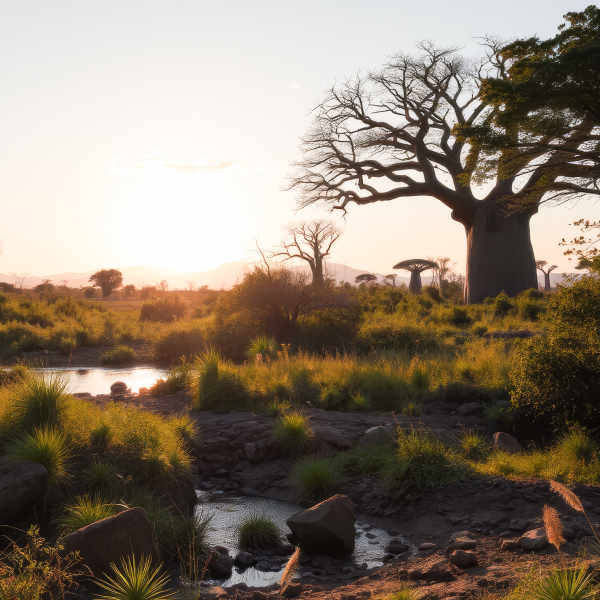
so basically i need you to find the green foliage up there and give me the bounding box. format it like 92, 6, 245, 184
90, 423, 113, 452
7, 428, 73, 490
384, 429, 459, 499
535, 567, 598, 600
298, 307, 363, 354
374, 587, 423, 600
246, 335, 280, 362
54, 494, 121, 536
140, 296, 186, 322
99, 345, 137, 365
289, 456, 345, 501
149, 360, 192, 396
441, 305, 471, 326
94, 555, 174, 600
0, 526, 82, 600
0, 364, 29, 387
556, 430, 599, 466
272, 411, 314, 455
189, 350, 249, 411
89, 268, 123, 298
456, 429, 489, 461
82, 460, 117, 490
336, 443, 393, 476
1, 373, 69, 436
153, 323, 206, 361
237, 511, 281, 549
489, 291, 513, 316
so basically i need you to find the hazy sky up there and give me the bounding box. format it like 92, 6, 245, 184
0, 1, 595, 277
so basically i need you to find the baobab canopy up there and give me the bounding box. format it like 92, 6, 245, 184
393, 259, 437, 294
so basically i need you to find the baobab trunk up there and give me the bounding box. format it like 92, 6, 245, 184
311, 256, 324, 287
544, 272, 551, 292
457, 201, 538, 304
409, 271, 422, 294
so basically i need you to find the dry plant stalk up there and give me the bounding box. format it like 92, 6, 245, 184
280, 547, 301, 589
550, 480, 585, 513
543, 504, 565, 551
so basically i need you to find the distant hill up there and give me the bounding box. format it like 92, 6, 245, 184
0, 262, 572, 291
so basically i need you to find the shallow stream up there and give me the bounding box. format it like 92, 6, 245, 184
196, 490, 413, 586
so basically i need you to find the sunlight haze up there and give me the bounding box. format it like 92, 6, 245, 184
0, 0, 594, 277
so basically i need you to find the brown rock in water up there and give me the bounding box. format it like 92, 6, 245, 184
0, 458, 47, 524
60, 507, 159, 576
286, 495, 356, 555
110, 381, 129, 395
493, 432, 522, 453
208, 551, 235, 578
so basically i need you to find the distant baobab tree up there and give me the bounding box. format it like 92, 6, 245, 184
536, 260, 557, 291
185, 280, 197, 292
89, 269, 123, 298
275, 219, 344, 287
9, 271, 31, 292
355, 273, 377, 286
383, 274, 397, 287
393, 259, 437, 294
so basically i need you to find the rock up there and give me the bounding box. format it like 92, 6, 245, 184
240, 487, 261, 497
359, 426, 393, 448
500, 540, 520, 551
449, 530, 472, 542
407, 558, 456, 582
110, 381, 129, 395
281, 583, 303, 598
563, 527, 576, 541
449, 550, 478, 568
493, 432, 522, 453
457, 402, 480, 415
214, 469, 228, 478
214, 545, 230, 556
208, 551, 235, 578
60, 507, 159, 577
245, 442, 257, 462
0, 458, 47, 524
447, 538, 477, 551
509, 519, 529, 532
519, 528, 549, 551
386, 539, 409, 554
419, 542, 437, 551
286, 495, 356, 555
313, 426, 352, 450
72, 392, 91, 398
274, 542, 295, 556
200, 481, 216, 491
234, 551, 254, 566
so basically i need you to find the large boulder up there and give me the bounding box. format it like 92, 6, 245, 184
60, 507, 159, 576
286, 494, 356, 555
208, 550, 235, 578
493, 432, 522, 453
360, 426, 393, 448
519, 528, 549, 551
0, 458, 47, 524
110, 381, 129, 395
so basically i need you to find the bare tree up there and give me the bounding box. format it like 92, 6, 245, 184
536, 260, 558, 291
287, 41, 565, 303
185, 280, 197, 292
156, 279, 169, 292
275, 220, 343, 287
9, 271, 31, 292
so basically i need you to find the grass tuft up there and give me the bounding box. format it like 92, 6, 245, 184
99, 345, 137, 365
54, 494, 122, 536
289, 456, 345, 501
272, 411, 313, 455
237, 511, 280, 549
82, 460, 117, 491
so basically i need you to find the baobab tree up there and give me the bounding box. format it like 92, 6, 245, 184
393, 259, 438, 294
287, 37, 587, 303
535, 260, 558, 291
275, 220, 343, 287
383, 274, 397, 287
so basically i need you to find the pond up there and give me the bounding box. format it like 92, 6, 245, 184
196, 490, 413, 587
30, 366, 169, 395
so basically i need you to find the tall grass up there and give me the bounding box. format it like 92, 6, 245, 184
237, 511, 280, 549
54, 494, 122, 536
289, 456, 345, 501
7, 427, 73, 490
272, 411, 313, 455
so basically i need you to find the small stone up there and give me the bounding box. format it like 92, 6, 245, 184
519, 528, 549, 551
386, 539, 409, 554
234, 551, 254, 566
365, 532, 376, 539
214, 469, 228, 478
501, 540, 520, 552
214, 545, 229, 556
449, 530, 472, 542
447, 538, 477, 551
509, 519, 528, 532
449, 549, 478, 568
419, 542, 437, 551
458, 402, 480, 415
582, 500, 595, 509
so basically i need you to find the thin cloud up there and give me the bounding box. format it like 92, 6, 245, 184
111, 154, 127, 160
108, 155, 267, 176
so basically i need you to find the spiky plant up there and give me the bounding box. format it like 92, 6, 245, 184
94, 555, 174, 600
54, 495, 121, 536
82, 460, 117, 491
272, 411, 314, 456
536, 567, 597, 600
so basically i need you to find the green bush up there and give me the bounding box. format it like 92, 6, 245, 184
54, 495, 122, 536
272, 411, 314, 455
99, 345, 137, 365
140, 295, 186, 322
83, 287, 97, 298
297, 307, 362, 353
189, 350, 249, 411
441, 305, 471, 326
149, 360, 192, 396
456, 429, 489, 460
153, 323, 205, 361
488, 291, 513, 316
289, 456, 345, 501
556, 430, 599, 466
246, 335, 280, 362
0, 364, 29, 387
237, 511, 280, 549
384, 428, 458, 499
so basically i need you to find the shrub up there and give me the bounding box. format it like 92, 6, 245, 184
94, 555, 173, 600
54, 495, 122, 536
556, 430, 599, 466
456, 429, 489, 461
0, 364, 29, 387
2, 373, 70, 436
422, 286, 441, 302
90, 423, 113, 452
518, 298, 545, 321
489, 291, 513, 316
297, 307, 362, 353
289, 456, 345, 501
189, 350, 249, 411
471, 322, 488, 336
99, 345, 137, 365
149, 360, 191, 396
168, 415, 200, 450
140, 295, 186, 322
7, 428, 73, 490
237, 511, 280, 549
83, 287, 97, 298
82, 460, 117, 490
246, 335, 280, 362
442, 305, 471, 326
384, 428, 458, 499
153, 324, 205, 361
272, 411, 314, 455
